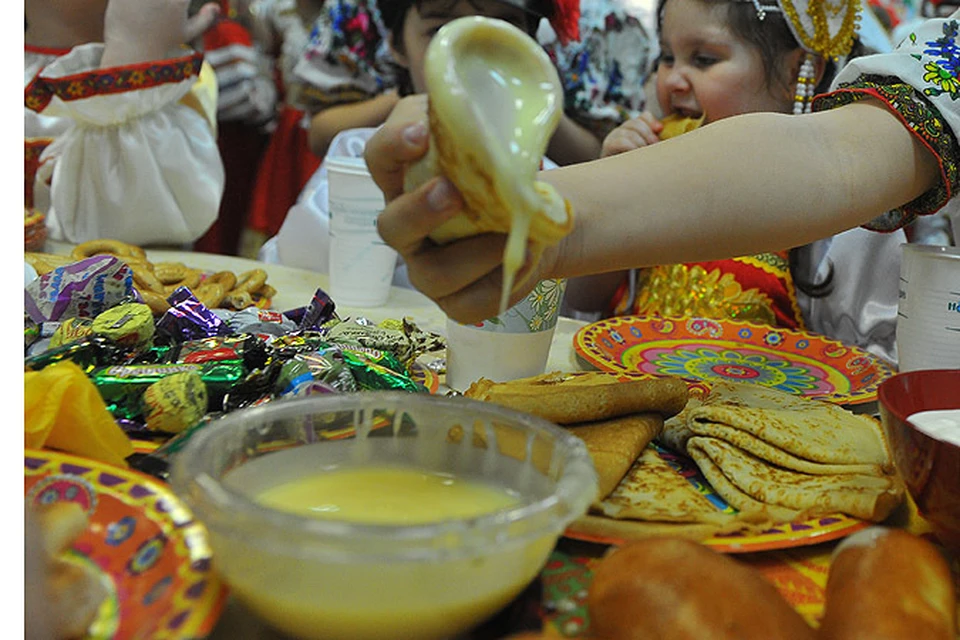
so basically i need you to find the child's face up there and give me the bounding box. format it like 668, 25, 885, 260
391, 0, 531, 94
655, 0, 794, 123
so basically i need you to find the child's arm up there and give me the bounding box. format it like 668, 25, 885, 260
100, 0, 219, 67
308, 90, 400, 157
601, 112, 665, 158
545, 113, 603, 165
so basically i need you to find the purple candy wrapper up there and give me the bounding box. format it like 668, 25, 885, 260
155, 287, 232, 342
293, 288, 337, 332
24, 255, 134, 323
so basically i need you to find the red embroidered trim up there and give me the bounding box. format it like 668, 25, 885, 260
24, 139, 53, 209
25, 51, 204, 113
24, 43, 72, 56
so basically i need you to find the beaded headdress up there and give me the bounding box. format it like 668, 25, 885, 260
739, 0, 862, 113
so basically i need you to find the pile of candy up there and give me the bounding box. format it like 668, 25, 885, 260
24, 254, 445, 478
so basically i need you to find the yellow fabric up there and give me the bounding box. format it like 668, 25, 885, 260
25, 361, 133, 468
178, 60, 219, 135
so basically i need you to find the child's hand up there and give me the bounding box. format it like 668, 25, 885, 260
101, 0, 221, 68
600, 112, 664, 158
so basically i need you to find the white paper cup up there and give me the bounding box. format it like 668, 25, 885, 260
445, 279, 566, 391
897, 243, 960, 372
327, 157, 398, 307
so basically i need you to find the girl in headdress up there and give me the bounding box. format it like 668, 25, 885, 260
564, 0, 912, 364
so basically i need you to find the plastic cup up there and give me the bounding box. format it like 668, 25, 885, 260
445, 279, 567, 391
896, 243, 960, 372
327, 157, 398, 307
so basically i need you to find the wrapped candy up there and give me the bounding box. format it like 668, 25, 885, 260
24, 255, 134, 323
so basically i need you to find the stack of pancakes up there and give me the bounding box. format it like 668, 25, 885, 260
467, 373, 903, 541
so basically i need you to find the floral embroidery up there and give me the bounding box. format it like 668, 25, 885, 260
919, 19, 960, 99
25, 52, 203, 113
814, 78, 959, 231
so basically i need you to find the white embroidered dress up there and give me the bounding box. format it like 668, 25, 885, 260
25, 44, 225, 246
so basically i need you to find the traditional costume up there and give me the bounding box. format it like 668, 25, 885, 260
24, 44, 224, 246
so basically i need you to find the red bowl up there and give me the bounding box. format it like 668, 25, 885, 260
877, 369, 960, 550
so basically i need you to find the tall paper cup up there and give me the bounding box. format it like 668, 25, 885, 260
445, 279, 566, 391
897, 243, 960, 372
327, 157, 398, 307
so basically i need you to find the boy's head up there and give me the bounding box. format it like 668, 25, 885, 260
380, 0, 578, 95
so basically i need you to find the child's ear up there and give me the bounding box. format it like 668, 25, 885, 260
388, 33, 409, 69
782, 49, 827, 101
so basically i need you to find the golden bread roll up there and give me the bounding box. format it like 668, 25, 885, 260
24, 252, 74, 276
566, 413, 663, 501
659, 112, 705, 140
588, 537, 816, 640
819, 527, 957, 640
465, 371, 689, 424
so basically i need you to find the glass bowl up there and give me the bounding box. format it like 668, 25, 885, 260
170, 392, 597, 640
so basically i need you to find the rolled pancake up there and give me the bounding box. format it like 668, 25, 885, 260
465, 371, 689, 425
566, 413, 663, 501
687, 437, 903, 522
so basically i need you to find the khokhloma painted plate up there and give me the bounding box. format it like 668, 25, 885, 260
25, 449, 227, 640
564, 443, 868, 553
573, 316, 895, 406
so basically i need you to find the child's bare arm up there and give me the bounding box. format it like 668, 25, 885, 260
308, 91, 400, 157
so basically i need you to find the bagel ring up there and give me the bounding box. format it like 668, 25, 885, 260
194, 282, 228, 309
153, 262, 191, 285
161, 268, 203, 295
224, 290, 255, 310
232, 269, 267, 294
138, 289, 170, 315
129, 264, 165, 294
205, 271, 238, 292
71, 239, 146, 262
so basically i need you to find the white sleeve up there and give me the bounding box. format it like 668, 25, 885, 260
32, 44, 225, 246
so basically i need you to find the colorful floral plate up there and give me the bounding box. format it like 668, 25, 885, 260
573, 316, 895, 405
24, 449, 228, 640
564, 443, 868, 553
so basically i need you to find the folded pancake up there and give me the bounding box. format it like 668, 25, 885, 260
465, 371, 689, 425
572, 448, 749, 542
687, 437, 903, 522
405, 16, 573, 313
660, 382, 902, 523
566, 413, 663, 501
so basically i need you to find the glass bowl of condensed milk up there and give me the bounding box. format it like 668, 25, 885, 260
170, 392, 598, 640
878, 369, 960, 551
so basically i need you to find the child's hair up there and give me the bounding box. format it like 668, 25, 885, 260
378, 0, 544, 96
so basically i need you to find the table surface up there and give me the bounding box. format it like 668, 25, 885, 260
34, 244, 960, 639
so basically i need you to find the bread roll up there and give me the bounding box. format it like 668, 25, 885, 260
819, 527, 957, 640
587, 537, 816, 640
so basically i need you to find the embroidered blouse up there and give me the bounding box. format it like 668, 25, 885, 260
291, 0, 396, 112
25, 44, 224, 246
812, 11, 960, 231
538, 1, 656, 139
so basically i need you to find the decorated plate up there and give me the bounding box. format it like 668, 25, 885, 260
24, 449, 227, 639
573, 316, 895, 405
564, 443, 868, 553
